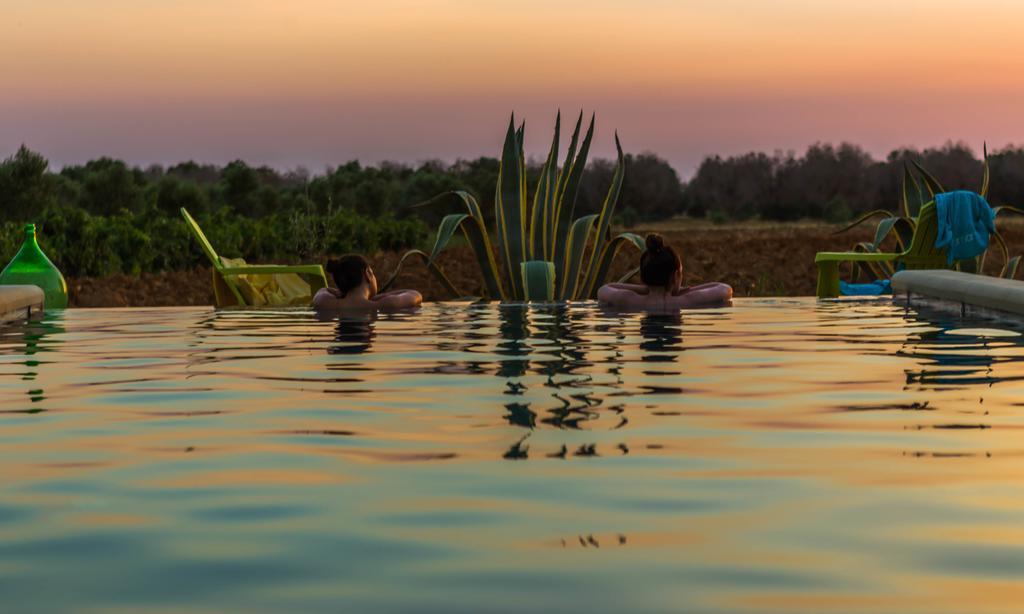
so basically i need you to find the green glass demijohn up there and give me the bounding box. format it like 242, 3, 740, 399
0, 224, 68, 309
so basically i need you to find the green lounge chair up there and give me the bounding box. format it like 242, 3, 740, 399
180, 208, 328, 307
815, 201, 948, 298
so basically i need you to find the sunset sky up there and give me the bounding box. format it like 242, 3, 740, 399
3, 0, 1024, 175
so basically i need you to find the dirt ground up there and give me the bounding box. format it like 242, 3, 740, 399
67, 219, 1024, 307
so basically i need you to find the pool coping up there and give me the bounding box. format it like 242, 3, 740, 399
0, 285, 45, 323
891, 269, 1024, 320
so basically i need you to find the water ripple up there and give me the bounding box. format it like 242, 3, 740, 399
0, 298, 1023, 611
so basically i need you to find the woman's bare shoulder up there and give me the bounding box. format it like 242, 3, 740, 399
598, 284, 652, 309
313, 288, 378, 311
668, 282, 733, 308
373, 289, 423, 310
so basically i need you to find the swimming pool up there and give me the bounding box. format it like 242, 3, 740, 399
1, 298, 1022, 612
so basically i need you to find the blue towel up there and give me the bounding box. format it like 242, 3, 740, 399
934, 190, 995, 265
840, 279, 892, 296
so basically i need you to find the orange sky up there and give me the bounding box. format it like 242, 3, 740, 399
3, 0, 1024, 174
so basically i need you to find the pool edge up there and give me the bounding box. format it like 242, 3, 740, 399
0, 285, 45, 323
892, 269, 1024, 322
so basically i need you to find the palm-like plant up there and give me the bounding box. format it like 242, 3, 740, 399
383, 112, 644, 301
838, 145, 1024, 281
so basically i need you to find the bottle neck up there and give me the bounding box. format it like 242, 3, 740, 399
23, 225, 39, 248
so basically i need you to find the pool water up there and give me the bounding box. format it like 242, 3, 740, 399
1, 298, 1023, 612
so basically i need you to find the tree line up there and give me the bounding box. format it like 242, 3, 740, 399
684, 141, 1023, 222
0, 146, 686, 277
0, 141, 1019, 278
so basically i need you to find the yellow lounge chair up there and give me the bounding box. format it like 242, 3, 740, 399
180, 208, 328, 307
815, 201, 949, 298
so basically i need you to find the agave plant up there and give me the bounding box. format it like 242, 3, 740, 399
838, 145, 1024, 282
383, 112, 644, 301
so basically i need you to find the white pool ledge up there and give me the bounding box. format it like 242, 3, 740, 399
0, 285, 45, 323
892, 269, 1024, 318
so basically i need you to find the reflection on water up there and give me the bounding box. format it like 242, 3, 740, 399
2, 299, 1024, 611
639, 312, 684, 361
328, 313, 376, 355
0, 314, 64, 414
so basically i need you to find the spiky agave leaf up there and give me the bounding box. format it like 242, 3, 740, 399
981, 142, 990, 198
394, 112, 631, 303
580, 132, 627, 296
991, 231, 1011, 274
428, 213, 470, 261
849, 242, 875, 282
994, 205, 1024, 218
1002, 255, 1022, 279
892, 216, 916, 251
553, 113, 595, 289
872, 217, 901, 252
583, 233, 646, 299
549, 111, 582, 255
617, 267, 640, 283
910, 160, 945, 197
495, 115, 527, 298
990, 205, 1024, 276
408, 191, 505, 299
521, 260, 555, 301
529, 112, 560, 261
869, 215, 915, 254
978, 246, 990, 275
901, 163, 926, 219
381, 207, 464, 292
443, 191, 505, 299
559, 214, 598, 300
380, 249, 462, 297
833, 209, 897, 235
518, 120, 527, 251
850, 242, 895, 281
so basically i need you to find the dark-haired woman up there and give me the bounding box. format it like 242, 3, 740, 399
313, 254, 422, 310
597, 234, 732, 310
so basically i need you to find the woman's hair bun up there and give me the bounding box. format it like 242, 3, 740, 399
639, 233, 681, 289
325, 254, 371, 297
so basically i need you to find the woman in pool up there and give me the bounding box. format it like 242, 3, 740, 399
597, 234, 732, 310
313, 254, 422, 310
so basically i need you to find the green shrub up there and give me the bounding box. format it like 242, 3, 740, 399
0, 205, 427, 279
709, 209, 730, 225
823, 197, 852, 223
616, 206, 639, 229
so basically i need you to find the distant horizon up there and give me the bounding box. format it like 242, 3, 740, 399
4, 135, 1011, 182
5, 0, 1024, 178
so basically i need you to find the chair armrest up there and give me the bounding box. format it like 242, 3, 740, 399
814, 252, 899, 263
